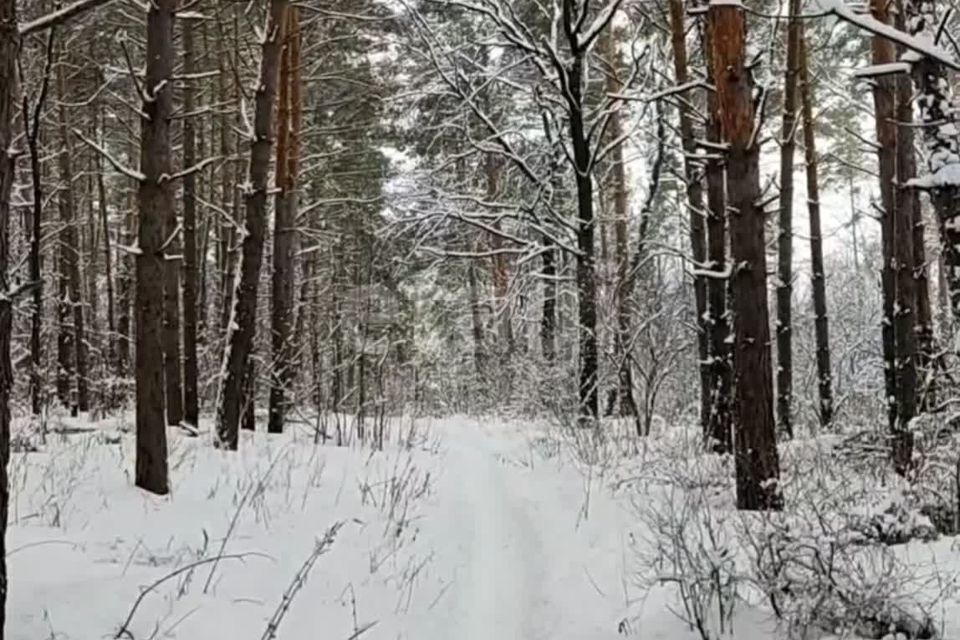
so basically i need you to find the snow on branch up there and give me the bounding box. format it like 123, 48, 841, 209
815, 0, 960, 70
579, 0, 626, 51
852, 61, 912, 77
72, 129, 145, 182
692, 262, 734, 279
20, 0, 117, 36
160, 156, 220, 183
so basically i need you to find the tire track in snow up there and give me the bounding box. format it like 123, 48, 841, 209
448, 429, 539, 640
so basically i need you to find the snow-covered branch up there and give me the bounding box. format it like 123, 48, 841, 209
72, 129, 145, 182
815, 0, 960, 70
20, 0, 117, 36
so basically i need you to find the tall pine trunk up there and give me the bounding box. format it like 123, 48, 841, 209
182, 15, 200, 426
701, 12, 732, 453
905, 0, 960, 322
798, 29, 834, 427
603, 28, 638, 418
893, 9, 919, 473
217, 0, 289, 448
540, 236, 556, 363
0, 0, 17, 630
668, 0, 708, 431
569, 53, 599, 427
161, 147, 183, 426
709, 1, 782, 510
135, 0, 174, 494
23, 57, 47, 416
871, 0, 900, 435
268, 8, 301, 434
775, 0, 802, 438
94, 105, 117, 410
56, 58, 89, 416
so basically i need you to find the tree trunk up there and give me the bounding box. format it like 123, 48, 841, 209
668, 0, 708, 431
468, 252, 486, 373
893, 7, 919, 474
216, 0, 289, 448
540, 236, 556, 363
775, 0, 801, 438
485, 154, 514, 358
871, 0, 902, 438
56, 58, 89, 416
242, 358, 256, 431
181, 15, 200, 427
701, 12, 732, 453
568, 52, 599, 427
135, 0, 174, 494
96, 112, 116, 409
798, 29, 834, 427
600, 28, 638, 418
216, 11, 237, 339
867, 0, 917, 473
905, 0, 960, 324
709, 2, 782, 510
161, 132, 183, 427
22, 60, 48, 416
116, 178, 134, 380
268, 8, 301, 434
0, 0, 17, 631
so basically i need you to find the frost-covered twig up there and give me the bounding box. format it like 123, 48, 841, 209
19, 0, 116, 35
72, 129, 145, 182
816, 0, 960, 70
202, 448, 288, 593
114, 552, 265, 639
260, 522, 344, 640
161, 156, 220, 183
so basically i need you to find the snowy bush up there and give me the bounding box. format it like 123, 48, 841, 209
741, 437, 953, 639
635, 483, 742, 640
629, 426, 958, 640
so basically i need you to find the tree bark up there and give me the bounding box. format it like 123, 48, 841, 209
485, 153, 513, 358
540, 236, 556, 363
116, 173, 134, 379
870, 0, 900, 435
603, 28, 638, 418
905, 0, 960, 324
161, 125, 183, 427
798, 29, 834, 427
56, 57, 89, 416
0, 0, 17, 631
701, 12, 732, 453
468, 250, 486, 373
94, 106, 117, 410
181, 15, 200, 427
709, 2, 782, 510
569, 52, 599, 427
775, 0, 802, 438
268, 8, 301, 434
893, 7, 919, 474
216, 0, 289, 448
135, 0, 174, 494
216, 10, 237, 339
22, 48, 50, 416
668, 0, 708, 431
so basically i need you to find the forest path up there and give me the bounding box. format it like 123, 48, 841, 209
399, 419, 635, 640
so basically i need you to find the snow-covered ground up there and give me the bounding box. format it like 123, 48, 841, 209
8, 414, 960, 639
6, 414, 652, 639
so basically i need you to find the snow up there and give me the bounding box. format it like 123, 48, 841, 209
10, 414, 960, 639
8, 414, 438, 639
907, 162, 960, 188
18, 0, 115, 36
852, 62, 912, 77
815, 0, 960, 70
